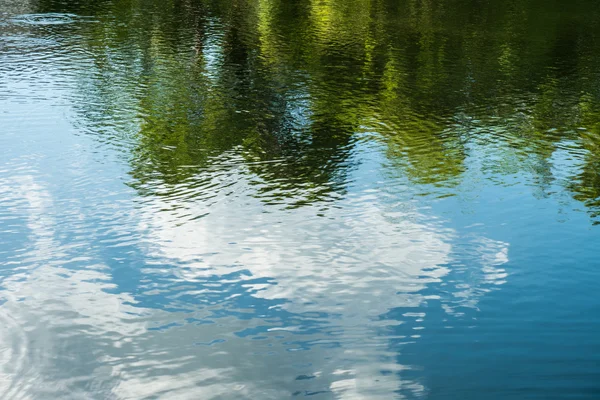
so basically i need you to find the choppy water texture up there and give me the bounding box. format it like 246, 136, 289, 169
1, 0, 600, 398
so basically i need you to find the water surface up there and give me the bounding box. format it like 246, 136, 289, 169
1, 0, 600, 398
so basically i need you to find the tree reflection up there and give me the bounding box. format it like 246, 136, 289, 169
36, 0, 600, 221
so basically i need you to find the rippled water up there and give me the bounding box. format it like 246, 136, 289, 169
1, 0, 600, 398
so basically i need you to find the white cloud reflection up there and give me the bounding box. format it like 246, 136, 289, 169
136, 149, 509, 399
0, 132, 511, 400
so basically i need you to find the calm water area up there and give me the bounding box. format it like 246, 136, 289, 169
1, 0, 600, 398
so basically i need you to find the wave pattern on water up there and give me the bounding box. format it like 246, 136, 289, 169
1, 0, 600, 399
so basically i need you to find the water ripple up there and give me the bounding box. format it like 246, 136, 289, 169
2, 0, 600, 398
10, 13, 84, 26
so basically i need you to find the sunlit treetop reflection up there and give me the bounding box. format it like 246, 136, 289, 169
42, 0, 600, 221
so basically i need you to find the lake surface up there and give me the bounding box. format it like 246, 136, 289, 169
1, 0, 600, 398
